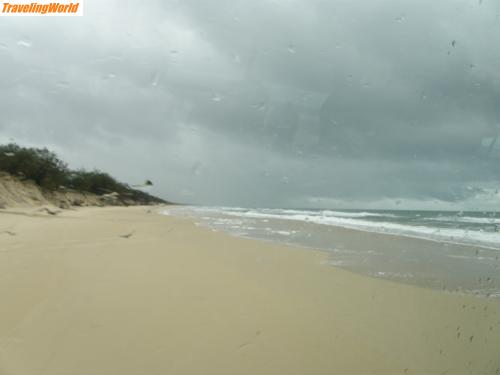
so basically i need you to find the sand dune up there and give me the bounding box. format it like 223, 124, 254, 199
0, 206, 499, 374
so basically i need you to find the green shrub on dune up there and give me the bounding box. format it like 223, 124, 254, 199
0, 143, 165, 204
0, 143, 68, 190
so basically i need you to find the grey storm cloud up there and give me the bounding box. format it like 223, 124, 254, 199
0, 0, 499, 208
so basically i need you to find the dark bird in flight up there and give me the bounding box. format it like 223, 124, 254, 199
119, 230, 135, 239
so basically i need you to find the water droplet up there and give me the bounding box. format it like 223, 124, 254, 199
287, 44, 296, 54
252, 102, 266, 111
212, 93, 222, 102
191, 162, 202, 176
151, 72, 160, 87
0, 43, 7, 50
170, 50, 178, 55
451, 40, 457, 47
361, 80, 372, 89
17, 39, 31, 48
56, 81, 70, 89
395, 14, 406, 23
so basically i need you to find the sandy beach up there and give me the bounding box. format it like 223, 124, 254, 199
0, 206, 499, 375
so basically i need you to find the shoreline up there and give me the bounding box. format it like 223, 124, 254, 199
161, 206, 500, 251
162, 207, 500, 299
1, 206, 499, 374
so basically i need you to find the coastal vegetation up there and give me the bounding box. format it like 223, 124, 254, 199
0, 143, 165, 204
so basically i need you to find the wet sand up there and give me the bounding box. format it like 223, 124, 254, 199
181, 210, 500, 297
0, 206, 499, 374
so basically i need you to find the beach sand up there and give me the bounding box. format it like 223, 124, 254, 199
0, 206, 499, 375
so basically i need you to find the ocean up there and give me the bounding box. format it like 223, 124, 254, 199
162, 206, 500, 298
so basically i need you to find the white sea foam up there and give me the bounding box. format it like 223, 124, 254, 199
429, 216, 500, 224
321, 210, 397, 218
163, 206, 500, 249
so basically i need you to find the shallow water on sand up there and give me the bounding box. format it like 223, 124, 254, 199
162, 206, 500, 298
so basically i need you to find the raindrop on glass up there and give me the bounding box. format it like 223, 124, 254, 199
252, 102, 266, 111
17, 39, 32, 48
191, 162, 202, 176
151, 72, 160, 87
57, 81, 70, 89
395, 14, 406, 23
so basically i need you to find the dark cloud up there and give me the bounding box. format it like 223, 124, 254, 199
0, 0, 499, 208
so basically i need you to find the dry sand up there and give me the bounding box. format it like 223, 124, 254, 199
0, 206, 499, 375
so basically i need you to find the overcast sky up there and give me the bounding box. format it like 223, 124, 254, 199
1, 0, 500, 209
